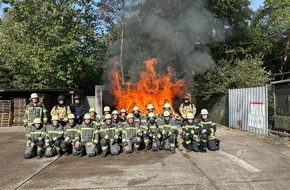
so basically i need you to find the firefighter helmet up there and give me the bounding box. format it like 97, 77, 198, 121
30, 93, 39, 99
133, 106, 139, 112
200, 109, 209, 115
163, 111, 170, 117
51, 115, 59, 121
33, 118, 42, 124
84, 113, 91, 120
73, 94, 81, 100
148, 112, 156, 118
147, 104, 154, 110
89, 108, 96, 112
105, 114, 112, 119
57, 95, 65, 101
127, 113, 134, 119
186, 113, 194, 119
103, 106, 111, 112
120, 108, 126, 113
68, 114, 75, 119
112, 110, 118, 115
163, 103, 171, 109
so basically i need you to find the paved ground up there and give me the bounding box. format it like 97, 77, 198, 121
0, 126, 290, 190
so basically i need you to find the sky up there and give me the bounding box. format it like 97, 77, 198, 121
0, 1, 265, 18
250, 0, 264, 11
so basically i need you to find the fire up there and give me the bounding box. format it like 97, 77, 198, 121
109, 58, 185, 114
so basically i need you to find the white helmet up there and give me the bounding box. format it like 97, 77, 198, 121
200, 109, 209, 115
103, 106, 111, 112
186, 113, 194, 119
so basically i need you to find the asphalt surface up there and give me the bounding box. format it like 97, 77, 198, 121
0, 126, 290, 190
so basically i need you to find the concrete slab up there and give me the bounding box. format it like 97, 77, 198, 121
0, 125, 289, 190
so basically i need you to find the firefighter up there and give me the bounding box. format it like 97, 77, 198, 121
89, 107, 100, 127
143, 112, 161, 151
23, 93, 47, 131
45, 115, 64, 157
60, 113, 80, 156
99, 114, 121, 157
112, 110, 122, 128
160, 111, 178, 154
198, 109, 220, 152
50, 95, 71, 126
69, 94, 86, 124
132, 106, 143, 125
181, 113, 201, 152
179, 94, 196, 120
23, 118, 46, 159
77, 113, 99, 157
119, 108, 127, 125
122, 113, 142, 154
99, 106, 111, 125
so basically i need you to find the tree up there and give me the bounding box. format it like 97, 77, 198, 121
251, 0, 290, 80
0, 0, 109, 94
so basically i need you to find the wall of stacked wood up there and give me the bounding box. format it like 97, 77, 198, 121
0, 100, 13, 127
13, 98, 27, 127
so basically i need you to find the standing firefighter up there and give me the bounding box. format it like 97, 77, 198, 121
23, 118, 46, 159
122, 113, 142, 154
69, 94, 86, 124
160, 111, 178, 154
50, 95, 71, 126
143, 112, 161, 151
198, 109, 220, 152
60, 114, 80, 156
181, 113, 201, 152
23, 93, 47, 131
99, 114, 121, 157
179, 94, 196, 120
77, 113, 99, 157
45, 115, 64, 157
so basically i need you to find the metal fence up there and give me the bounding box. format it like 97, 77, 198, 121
229, 86, 268, 135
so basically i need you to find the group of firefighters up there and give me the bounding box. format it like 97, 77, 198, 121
23, 93, 220, 159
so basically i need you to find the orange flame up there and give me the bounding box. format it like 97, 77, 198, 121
109, 58, 185, 114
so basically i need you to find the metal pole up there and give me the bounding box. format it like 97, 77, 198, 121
119, 0, 125, 85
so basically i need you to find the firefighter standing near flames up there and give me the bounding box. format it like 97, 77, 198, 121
99, 114, 121, 157
179, 94, 196, 120
143, 112, 161, 151
69, 94, 86, 124
122, 113, 142, 153
159, 111, 178, 154
23, 93, 48, 131
50, 95, 71, 126
181, 113, 201, 152
198, 109, 220, 152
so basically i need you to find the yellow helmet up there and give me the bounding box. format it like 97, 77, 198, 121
84, 113, 91, 120
33, 118, 42, 124
89, 108, 96, 112
120, 108, 127, 113
147, 104, 154, 110
163, 103, 171, 109
105, 114, 112, 119
200, 109, 209, 115
30, 93, 39, 99
148, 112, 156, 118
186, 113, 194, 119
112, 110, 118, 115
103, 106, 111, 112
51, 115, 59, 121
133, 106, 139, 111
163, 111, 170, 117
68, 114, 75, 119
127, 113, 134, 119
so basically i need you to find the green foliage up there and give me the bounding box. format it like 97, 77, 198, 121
0, 0, 108, 94
195, 56, 270, 100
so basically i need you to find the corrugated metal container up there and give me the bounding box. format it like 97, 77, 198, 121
229, 86, 268, 135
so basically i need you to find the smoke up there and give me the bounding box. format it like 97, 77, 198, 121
104, 0, 223, 84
